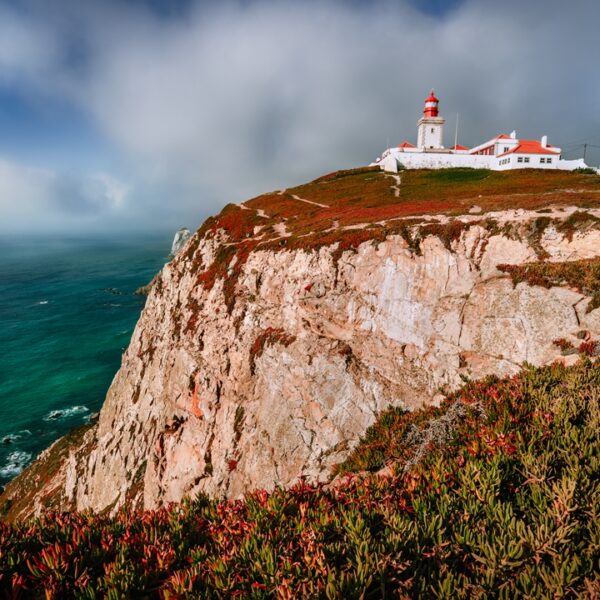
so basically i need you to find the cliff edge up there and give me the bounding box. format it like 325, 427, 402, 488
3, 167, 600, 521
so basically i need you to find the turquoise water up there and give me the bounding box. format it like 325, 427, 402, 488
0, 235, 170, 485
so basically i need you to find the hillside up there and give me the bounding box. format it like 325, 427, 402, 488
0, 360, 597, 597
2, 167, 600, 523
185, 167, 600, 307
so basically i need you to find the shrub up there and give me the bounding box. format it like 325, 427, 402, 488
553, 337, 574, 351
0, 361, 598, 598
578, 340, 599, 356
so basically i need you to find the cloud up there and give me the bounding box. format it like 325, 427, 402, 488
0, 4, 59, 86
0, 0, 599, 234
0, 157, 131, 233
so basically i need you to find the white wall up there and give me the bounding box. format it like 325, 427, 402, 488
380, 150, 492, 171
556, 158, 588, 171
374, 149, 590, 173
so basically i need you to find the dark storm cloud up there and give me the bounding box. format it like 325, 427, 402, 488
0, 0, 599, 233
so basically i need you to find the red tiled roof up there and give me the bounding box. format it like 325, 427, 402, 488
398, 140, 416, 148
498, 139, 560, 157
497, 134, 512, 140
450, 144, 470, 151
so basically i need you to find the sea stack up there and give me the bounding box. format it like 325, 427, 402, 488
170, 228, 192, 256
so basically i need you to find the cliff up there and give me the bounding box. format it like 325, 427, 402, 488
1, 360, 597, 597
3, 167, 600, 521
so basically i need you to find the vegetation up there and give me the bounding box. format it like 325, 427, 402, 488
0, 360, 598, 598
498, 256, 600, 312
177, 168, 600, 314
249, 327, 297, 375
0, 423, 95, 522
553, 338, 575, 352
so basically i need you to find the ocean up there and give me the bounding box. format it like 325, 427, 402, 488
0, 234, 170, 485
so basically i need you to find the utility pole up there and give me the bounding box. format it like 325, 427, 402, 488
583, 143, 587, 161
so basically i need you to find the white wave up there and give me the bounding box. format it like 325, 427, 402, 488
43, 405, 90, 421
38, 300, 49, 305
1, 430, 32, 445
0, 450, 32, 478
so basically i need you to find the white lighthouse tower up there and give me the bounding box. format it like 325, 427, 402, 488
417, 90, 445, 149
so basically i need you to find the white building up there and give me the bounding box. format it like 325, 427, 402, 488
373, 91, 591, 173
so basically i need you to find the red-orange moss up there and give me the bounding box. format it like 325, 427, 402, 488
249, 327, 297, 374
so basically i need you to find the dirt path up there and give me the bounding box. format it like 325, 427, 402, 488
387, 174, 401, 197
290, 193, 329, 209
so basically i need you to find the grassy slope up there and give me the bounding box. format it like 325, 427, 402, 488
0, 360, 598, 598
179, 168, 600, 314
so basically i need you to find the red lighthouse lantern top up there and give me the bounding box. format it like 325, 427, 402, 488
423, 90, 439, 117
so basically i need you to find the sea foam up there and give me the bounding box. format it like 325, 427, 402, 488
0, 450, 32, 478
44, 406, 90, 421
1, 430, 32, 445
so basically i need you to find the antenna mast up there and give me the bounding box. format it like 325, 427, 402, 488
454, 113, 459, 149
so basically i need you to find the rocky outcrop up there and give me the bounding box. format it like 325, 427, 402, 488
135, 229, 192, 296
3, 168, 600, 521
170, 228, 191, 257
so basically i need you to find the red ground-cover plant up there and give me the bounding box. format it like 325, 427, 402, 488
578, 340, 598, 356
171, 168, 600, 321
498, 256, 600, 313
200, 203, 262, 241
192, 240, 260, 314
0, 360, 598, 598
245, 192, 313, 219
249, 327, 296, 374
553, 337, 574, 351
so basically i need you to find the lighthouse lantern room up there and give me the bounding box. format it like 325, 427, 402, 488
417, 90, 445, 150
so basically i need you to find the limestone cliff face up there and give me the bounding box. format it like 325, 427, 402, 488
4, 168, 600, 520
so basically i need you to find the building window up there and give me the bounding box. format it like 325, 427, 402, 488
524, 157, 530, 163
540, 158, 546, 164
547, 158, 552, 164
431, 128, 434, 133
504, 147, 509, 152
517, 157, 523, 163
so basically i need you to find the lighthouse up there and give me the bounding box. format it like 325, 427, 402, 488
417, 90, 445, 149
371, 90, 591, 173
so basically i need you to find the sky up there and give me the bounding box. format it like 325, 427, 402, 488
0, 0, 599, 235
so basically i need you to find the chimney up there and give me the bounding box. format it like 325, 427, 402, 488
541, 135, 548, 148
